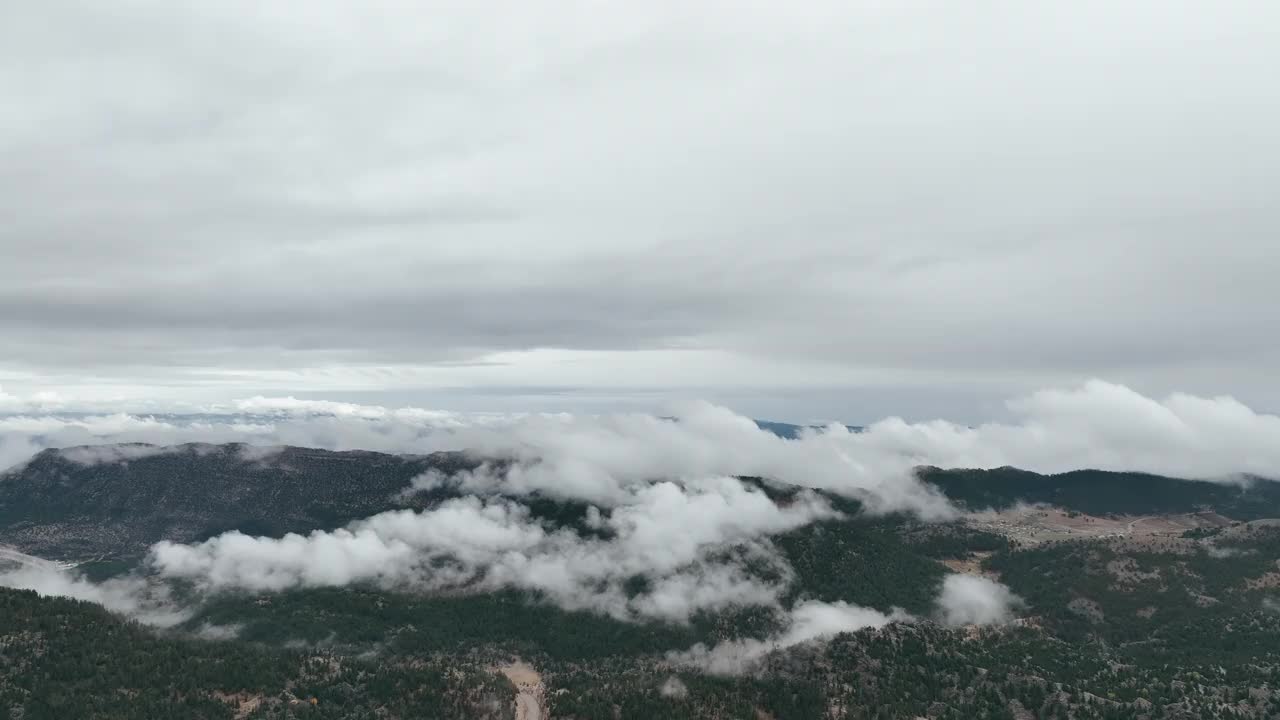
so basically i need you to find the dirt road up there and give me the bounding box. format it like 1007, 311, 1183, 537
500, 661, 546, 720
515, 693, 542, 720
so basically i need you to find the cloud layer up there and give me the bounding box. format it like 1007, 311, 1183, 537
2, 2, 1279, 416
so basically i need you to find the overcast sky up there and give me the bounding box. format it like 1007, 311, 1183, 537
2, 1, 1278, 422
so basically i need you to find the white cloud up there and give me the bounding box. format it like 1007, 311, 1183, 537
935, 574, 1022, 627
659, 676, 688, 700
57, 443, 175, 466
858, 380, 1280, 480
233, 396, 395, 419
669, 600, 910, 676
0, 385, 20, 413
0, 562, 188, 628
0, 404, 521, 474
5, 382, 1257, 652
1204, 544, 1250, 560
1, 378, 1275, 627
416, 401, 955, 517
230, 396, 514, 426
0, 384, 67, 414
150, 479, 833, 623
0, 435, 42, 476
193, 622, 244, 641
4, 381, 1279, 520
672, 574, 1024, 675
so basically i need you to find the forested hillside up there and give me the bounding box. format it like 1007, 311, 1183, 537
919, 465, 1280, 518
0, 444, 474, 558
0, 588, 513, 720
2, 444, 1280, 718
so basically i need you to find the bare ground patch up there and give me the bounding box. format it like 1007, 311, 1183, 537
500, 660, 547, 720
941, 551, 1001, 579
965, 507, 1234, 547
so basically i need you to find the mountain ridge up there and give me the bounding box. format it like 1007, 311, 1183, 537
2, 442, 1278, 561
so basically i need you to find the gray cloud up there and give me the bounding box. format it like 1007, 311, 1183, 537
2, 2, 1279, 417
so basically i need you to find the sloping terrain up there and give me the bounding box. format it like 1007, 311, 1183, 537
0, 444, 474, 559
920, 465, 1280, 518
2, 444, 1280, 719
4, 444, 1274, 560
0, 587, 514, 720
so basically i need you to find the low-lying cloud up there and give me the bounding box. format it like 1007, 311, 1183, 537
935, 574, 1023, 627
659, 676, 689, 699
0, 561, 187, 628
151, 478, 833, 623
670, 572, 1024, 676
669, 600, 910, 675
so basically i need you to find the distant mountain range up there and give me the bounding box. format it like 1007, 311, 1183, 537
0, 444, 470, 559
2, 442, 1277, 562
920, 465, 1280, 518
753, 419, 864, 438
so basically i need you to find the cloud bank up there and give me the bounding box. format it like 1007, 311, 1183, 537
0, 379, 1266, 659
151, 479, 833, 623
3, 381, 1277, 497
